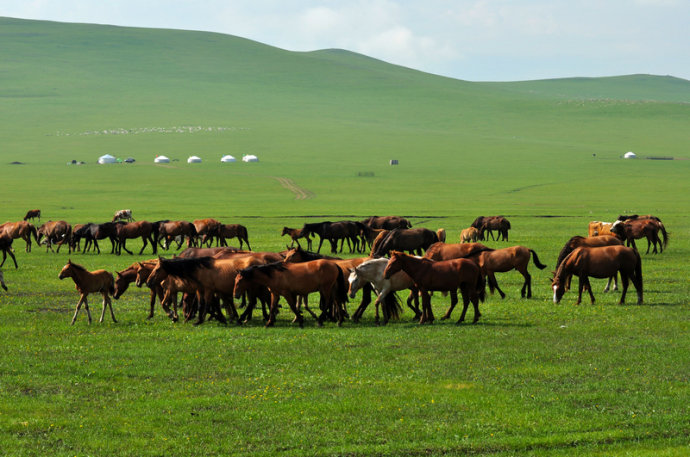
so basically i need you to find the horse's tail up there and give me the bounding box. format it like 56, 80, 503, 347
335, 266, 349, 306
476, 272, 486, 303
241, 225, 251, 250
30, 224, 39, 243
633, 248, 643, 299
529, 249, 547, 270
108, 273, 116, 296
659, 222, 669, 249
381, 291, 402, 321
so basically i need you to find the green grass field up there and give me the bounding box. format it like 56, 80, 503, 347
0, 17, 689, 456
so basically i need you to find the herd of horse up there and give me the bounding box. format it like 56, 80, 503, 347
1, 212, 668, 327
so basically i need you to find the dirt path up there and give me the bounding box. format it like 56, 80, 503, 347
273, 177, 315, 200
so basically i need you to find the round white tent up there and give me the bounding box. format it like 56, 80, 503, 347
154, 155, 170, 164
242, 154, 259, 162
624, 151, 637, 159
187, 155, 202, 163
220, 155, 236, 163
98, 154, 117, 164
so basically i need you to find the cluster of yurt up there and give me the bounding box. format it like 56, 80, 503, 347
99, 154, 260, 165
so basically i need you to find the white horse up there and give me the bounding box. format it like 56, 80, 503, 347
0, 268, 7, 291
112, 209, 134, 222
348, 257, 421, 322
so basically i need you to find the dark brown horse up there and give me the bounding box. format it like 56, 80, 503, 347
301, 221, 364, 254
216, 224, 251, 250
383, 251, 484, 325
37, 220, 72, 253
116, 221, 156, 255
58, 260, 116, 325
234, 260, 348, 327
371, 228, 439, 257
0, 221, 38, 252
361, 216, 412, 230
157, 221, 197, 250
0, 235, 18, 269
552, 245, 643, 305
281, 226, 313, 250
610, 219, 668, 254
138, 260, 200, 323
471, 216, 511, 241
23, 209, 41, 222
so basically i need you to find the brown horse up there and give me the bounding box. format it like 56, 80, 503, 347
217, 224, 251, 250
465, 246, 546, 299
383, 251, 484, 325
588, 221, 615, 237
193, 218, 223, 246
116, 221, 156, 255
611, 219, 668, 254
58, 260, 116, 325
361, 216, 412, 230
178, 246, 247, 258
24, 209, 41, 222
157, 221, 197, 250
138, 260, 199, 323
1, 221, 38, 252
371, 228, 439, 257
37, 220, 72, 253
460, 227, 479, 243
424, 242, 489, 261
234, 260, 348, 327
471, 216, 510, 241
552, 246, 643, 305
556, 235, 622, 292
114, 260, 169, 320
0, 235, 18, 269
281, 226, 313, 250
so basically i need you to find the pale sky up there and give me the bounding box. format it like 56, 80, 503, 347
3, 0, 689, 81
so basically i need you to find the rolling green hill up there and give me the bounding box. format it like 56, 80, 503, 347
1, 16, 689, 221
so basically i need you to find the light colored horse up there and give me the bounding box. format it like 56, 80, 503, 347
588, 221, 614, 237
113, 209, 134, 222
348, 257, 421, 323
460, 227, 479, 243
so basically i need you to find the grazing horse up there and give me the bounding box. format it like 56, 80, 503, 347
113, 260, 169, 320
112, 209, 134, 222
157, 221, 197, 250
555, 235, 622, 292
1, 221, 38, 252
281, 226, 313, 250
115, 221, 156, 255
0, 268, 7, 291
0, 235, 18, 268
23, 209, 41, 222
301, 221, 364, 254
472, 216, 511, 241
347, 258, 421, 324
361, 216, 412, 230
216, 224, 251, 251
371, 228, 439, 257
552, 246, 643, 305
588, 221, 615, 237
464, 246, 546, 299
383, 251, 483, 325
460, 227, 480, 243
610, 219, 668, 254
75, 222, 120, 254
234, 260, 348, 327
58, 260, 116, 325
193, 218, 223, 246
37, 220, 72, 253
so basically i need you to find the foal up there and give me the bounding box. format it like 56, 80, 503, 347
59, 260, 116, 325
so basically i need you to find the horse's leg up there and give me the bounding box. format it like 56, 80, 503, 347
138, 236, 148, 255
489, 273, 505, 299
71, 295, 87, 325
442, 289, 458, 320
147, 289, 157, 319
121, 238, 133, 255
286, 294, 304, 328
419, 290, 431, 324
265, 293, 281, 327
1, 249, 18, 269
619, 271, 630, 305
456, 286, 471, 324
520, 270, 532, 298
582, 276, 595, 304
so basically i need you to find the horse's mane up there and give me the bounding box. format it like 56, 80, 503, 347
555, 236, 585, 269
239, 261, 286, 279
159, 256, 214, 277
288, 246, 341, 261
463, 245, 494, 257
67, 262, 88, 272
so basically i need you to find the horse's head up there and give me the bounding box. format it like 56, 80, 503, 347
113, 270, 131, 298
347, 267, 363, 299
58, 260, 73, 280
551, 275, 566, 304
233, 272, 248, 299
143, 260, 163, 288
281, 227, 290, 237
383, 251, 404, 279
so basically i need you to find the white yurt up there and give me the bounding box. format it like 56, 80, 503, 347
624, 151, 637, 159
154, 155, 170, 164
220, 155, 236, 163
98, 154, 117, 164
187, 155, 202, 163
242, 154, 259, 162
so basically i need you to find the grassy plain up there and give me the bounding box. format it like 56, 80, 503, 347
0, 17, 689, 456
